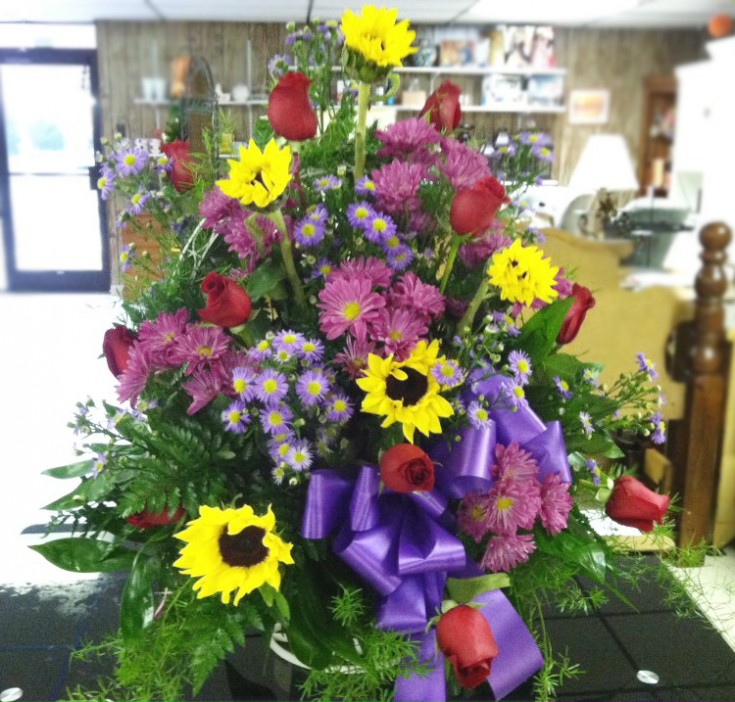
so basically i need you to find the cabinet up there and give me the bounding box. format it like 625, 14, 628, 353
637, 75, 676, 197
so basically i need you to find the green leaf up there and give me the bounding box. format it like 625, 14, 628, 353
43, 476, 115, 511
446, 574, 510, 603
121, 552, 156, 643
251, 118, 275, 150
535, 528, 607, 583
30, 538, 135, 573
513, 297, 574, 365
43, 459, 94, 479
245, 260, 286, 301
543, 353, 585, 380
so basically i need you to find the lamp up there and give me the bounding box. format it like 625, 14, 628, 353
569, 134, 639, 238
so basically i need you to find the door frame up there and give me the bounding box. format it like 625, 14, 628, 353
0, 48, 110, 292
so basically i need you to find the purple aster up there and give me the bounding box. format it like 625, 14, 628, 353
306, 203, 329, 223
389, 273, 445, 321
119, 243, 136, 273
259, 403, 294, 436
331, 257, 393, 288
232, 366, 258, 401
296, 369, 330, 407
371, 160, 427, 219
169, 325, 231, 376
458, 492, 493, 543
554, 376, 572, 400
439, 137, 492, 190
267, 53, 292, 79
116, 146, 147, 176
318, 276, 386, 341
636, 352, 659, 380
293, 216, 326, 247
651, 412, 667, 445
582, 368, 600, 386
313, 174, 342, 193
431, 360, 464, 388
386, 243, 414, 271
481, 534, 536, 573
518, 131, 552, 146
508, 350, 532, 385
326, 393, 353, 422
347, 201, 376, 230
586, 458, 602, 486
580, 411, 594, 437
539, 474, 573, 535
467, 400, 492, 429
273, 330, 305, 355
364, 212, 397, 244
310, 258, 334, 280
198, 187, 242, 229
286, 440, 314, 472
97, 166, 116, 200
298, 338, 324, 363
268, 434, 295, 464
493, 443, 540, 483
503, 381, 527, 409
371, 307, 427, 361
382, 233, 402, 254
127, 190, 150, 216
255, 369, 289, 405
273, 348, 294, 364
531, 144, 554, 163
91, 452, 106, 477
489, 143, 517, 161
222, 400, 250, 434
248, 338, 273, 362
333, 336, 377, 379
355, 176, 376, 197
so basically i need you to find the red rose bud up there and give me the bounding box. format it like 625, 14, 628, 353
380, 444, 435, 493
420, 80, 462, 133
268, 72, 318, 141
437, 605, 499, 688
126, 505, 185, 529
161, 140, 194, 192
450, 176, 508, 237
605, 475, 671, 532
198, 272, 252, 327
102, 326, 137, 378
557, 283, 596, 345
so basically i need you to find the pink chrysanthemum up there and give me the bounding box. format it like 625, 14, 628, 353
169, 325, 231, 375
330, 257, 393, 289
481, 533, 536, 573
198, 187, 243, 230
457, 491, 493, 543
137, 308, 189, 365
182, 366, 231, 415
485, 478, 542, 535
333, 336, 377, 379
318, 276, 386, 341
117, 344, 156, 405
221, 216, 258, 265
539, 474, 573, 535
458, 227, 511, 269
439, 137, 492, 190
493, 442, 540, 483
371, 160, 428, 220
375, 117, 440, 163
370, 306, 427, 360
389, 272, 445, 322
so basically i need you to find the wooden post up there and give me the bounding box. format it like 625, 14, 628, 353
678, 222, 731, 546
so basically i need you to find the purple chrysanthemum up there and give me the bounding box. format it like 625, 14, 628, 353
636, 352, 659, 380
371, 306, 427, 360
169, 325, 231, 376
318, 276, 386, 341
484, 478, 542, 535
347, 201, 376, 230
326, 393, 353, 422
355, 176, 376, 196
431, 360, 464, 388
553, 376, 572, 400
313, 174, 341, 192
293, 217, 326, 247
493, 443, 540, 483
296, 369, 330, 407
580, 411, 594, 437
259, 403, 294, 435
458, 491, 493, 543
255, 369, 289, 405
222, 400, 250, 434
481, 533, 536, 573
389, 272, 445, 321
467, 400, 492, 429
508, 350, 532, 385
539, 474, 573, 535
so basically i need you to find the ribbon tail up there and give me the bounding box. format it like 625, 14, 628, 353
394, 630, 447, 702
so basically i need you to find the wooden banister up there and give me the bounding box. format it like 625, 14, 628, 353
678, 221, 732, 546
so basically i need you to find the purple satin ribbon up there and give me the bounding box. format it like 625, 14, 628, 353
395, 590, 544, 701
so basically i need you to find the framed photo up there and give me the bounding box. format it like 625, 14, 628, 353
568, 89, 610, 125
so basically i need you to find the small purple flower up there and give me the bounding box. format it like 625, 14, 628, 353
310, 258, 334, 280
293, 217, 326, 247
326, 393, 353, 422
468, 400, 492, 429
651, 412, 666, 445
286, 440, 313, 472
580, 411, 594, 437
585, 458, 601, 486
296, 369, 330, 406
347, 201, 375, 230
97, 166, 116, 200
248, 339, 273, 361
508, 350, 532, 385
636, 352, 659, 380
582, 368, 600, 386
116, 146, 147, 176
273, 330, 305, 355
313, 175, 341, 193
503, 381, 527, 408
91, 452, 106, 477
232, 366, 258, 401
127, 190, 151, 216
259, 403, 294, 435
119, 243, 136, 273
355, 176, 376, 196
431, 360, 464, 388
531, 145, 554, 164
222, 400, 250, 433
306, 203, 329, 223
364, 212, 396, 244
255, 369, 289, 405
268, 53, 292, 79
554, 376, 572, 400
386, 243, 414, 271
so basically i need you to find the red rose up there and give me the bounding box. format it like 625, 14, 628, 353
420, 80, 462, 133
437, 605, 499, 688
605, 475, 671, 532
450, 176, 508, 237
380, 444, 435, 493
557, 283, 596, 345
198, 272, 252, 327
268, 72, 318, 141
126, 505, 185, 530
102, 326, 137, 378
161, 140, 194, 192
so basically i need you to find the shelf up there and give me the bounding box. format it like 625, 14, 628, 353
395, 65, 567, 77
391, 103, 566, 114
134, 98, 268, 107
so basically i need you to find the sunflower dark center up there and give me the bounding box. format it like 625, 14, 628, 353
219, 525, 268, 568
386, 367, 428, 406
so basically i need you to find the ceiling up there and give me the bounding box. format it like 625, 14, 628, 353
0, 0, 733, 27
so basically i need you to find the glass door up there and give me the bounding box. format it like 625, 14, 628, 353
0, 49, 109, 291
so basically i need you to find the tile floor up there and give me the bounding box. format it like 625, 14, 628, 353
1, 292, 735, 701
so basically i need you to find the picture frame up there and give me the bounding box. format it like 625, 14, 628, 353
568, 89, 610, 125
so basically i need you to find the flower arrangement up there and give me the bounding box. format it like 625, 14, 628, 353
38, 6, 678, 701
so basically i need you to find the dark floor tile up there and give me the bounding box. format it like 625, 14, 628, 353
604, 612, 735, 689
75, 574, 125, 644
655, 685, 735, 701
0, 647, 70, 701
556, 690, 659, 701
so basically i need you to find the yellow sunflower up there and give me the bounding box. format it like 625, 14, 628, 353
356, 339, 454, 443
174, 504, 294, 605
487, 238, 560, 307
215, 138, 292, 209
341, 6, 416, 69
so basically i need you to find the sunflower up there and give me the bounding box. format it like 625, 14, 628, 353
487, 238, 559, 307
174, 504, 294, 605
356, 339, 454, 443
341, 6, 416, 70
215, 138, 292, 208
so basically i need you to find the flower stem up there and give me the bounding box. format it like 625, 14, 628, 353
270, 209, 306, 309
440, 236, 462, 293
457, 276, 490, 336
354, 81, 371, 181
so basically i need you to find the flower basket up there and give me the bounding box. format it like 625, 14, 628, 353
35, 6, 680, 702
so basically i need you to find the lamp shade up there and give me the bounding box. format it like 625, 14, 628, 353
569, 134, 639, 192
